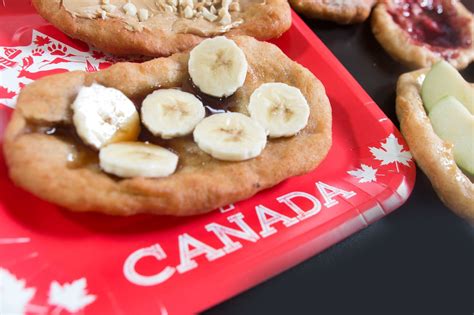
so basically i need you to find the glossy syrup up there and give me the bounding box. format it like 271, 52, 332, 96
180, 76, 237, 115
23, 79, 239, 172
25, 124, 99, 169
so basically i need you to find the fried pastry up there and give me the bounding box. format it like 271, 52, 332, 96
396, 63, 474, 223
3, 36, 332, 216
290, 0, 376, 24
372, 0, 474, 70
32, 0, 291, 56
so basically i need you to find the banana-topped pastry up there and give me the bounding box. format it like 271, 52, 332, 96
3, 36, 332, 216
396, 61, 474, 223
32, 0, 291, 56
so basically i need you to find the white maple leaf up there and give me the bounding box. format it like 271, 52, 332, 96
48, 278, 96, 313
0, 267, 36, 315
369, 134, 412, 172
348, 164, 378, 183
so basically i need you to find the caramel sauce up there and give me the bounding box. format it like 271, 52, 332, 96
66, 147, 99, 169
137, 128, 213, 169
180, 76, 237, 115
24, 123, 99, 169
22, 78, 241, 174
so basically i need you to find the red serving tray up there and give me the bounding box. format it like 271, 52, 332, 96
0, 2, 416, 314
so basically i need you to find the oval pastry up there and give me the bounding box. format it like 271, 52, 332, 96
372, 0, 474, 69
290, 0, 376, 24
32, 0, 291, 56
3, 36, 332, 216
396, 66, 474, 223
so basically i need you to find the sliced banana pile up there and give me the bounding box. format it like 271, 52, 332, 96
72, 83, 179, 179
69, 37, 311, 179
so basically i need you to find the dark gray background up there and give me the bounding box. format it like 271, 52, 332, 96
206, 2, 474, 315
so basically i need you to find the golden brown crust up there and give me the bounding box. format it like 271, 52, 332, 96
3, 36, 332, 216
32, 0, 291, 57
372, 1, 474, 70
396, 70, 474, 223
290, 0, 376, 24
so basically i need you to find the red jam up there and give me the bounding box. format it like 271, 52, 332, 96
389, 0, 471, 52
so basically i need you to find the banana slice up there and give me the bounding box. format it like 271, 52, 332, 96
99, 142, 179, 178
188, 36, 248, 98
141, 89, 205, 139
72, 84, 140, 150
193, 112, 267, 161
248, 83, 310, 138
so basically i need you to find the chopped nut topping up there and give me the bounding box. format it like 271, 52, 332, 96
201, 7, 218, 22
183, 5, 194, 18
229, 1, 240, 12
181, 0, 194, 8
218, 7, 231, 25
69, 0, 242, 30
168, 0, 178, 7
123, 2, 138, 16
102, 4, 117, 12
138, 8, 150, 21
210, 5, 217, 14
164, 4, 174, 13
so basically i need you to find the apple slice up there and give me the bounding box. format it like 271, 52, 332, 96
429, 96, 474, 176
421, 61, 474, 114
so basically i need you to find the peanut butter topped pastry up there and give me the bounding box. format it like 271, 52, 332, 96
32, 0, 291, 56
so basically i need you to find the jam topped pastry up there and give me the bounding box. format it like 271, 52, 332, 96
3, 36, 332, 216
32, 0, 291, 56
388, 0, 471, 51
372, 0, 474, 69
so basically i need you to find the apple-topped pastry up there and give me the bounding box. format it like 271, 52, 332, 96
3, 36, 332, 216
396, 60, 473, 223
421, 61, 474, 177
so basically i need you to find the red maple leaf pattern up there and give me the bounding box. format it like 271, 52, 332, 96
34, 35, 51, 47
91, 51, 106, 60
0, 86, 17, 99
